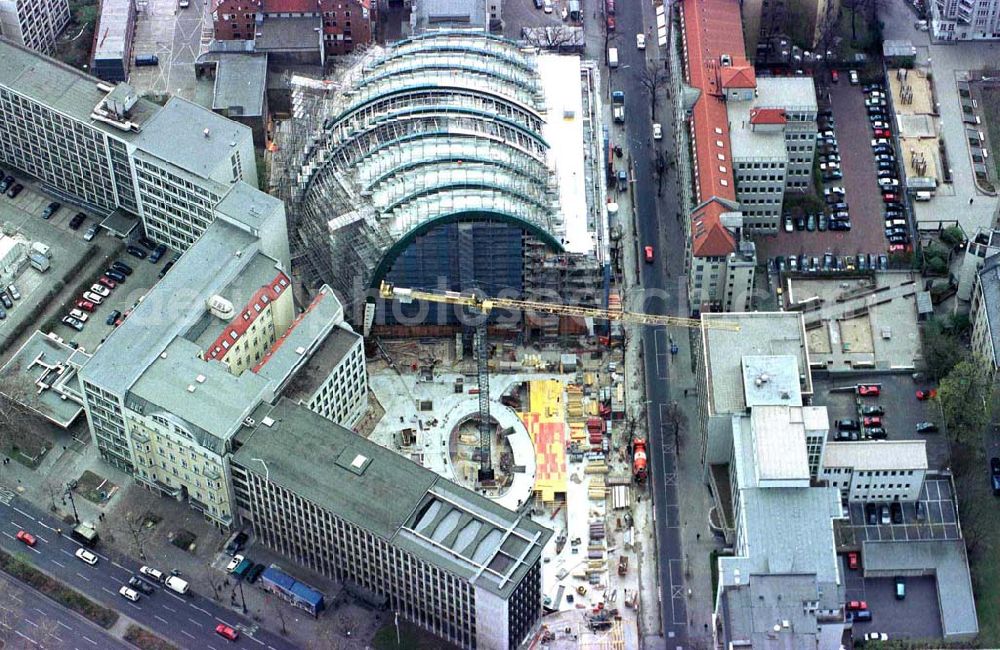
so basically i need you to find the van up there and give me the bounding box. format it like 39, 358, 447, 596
165, 576, 190, 595
608, 47, 619, 68
915, 191, 932, 201
31, 242, 51, 259
29, 253, 50, 273
895, 577, 906, 599
135, 54, 159, 67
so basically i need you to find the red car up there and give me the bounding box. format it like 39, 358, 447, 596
98, 276, 117, 290
16, 530, 36, 547
874, 128, 891, 137
831, 70, 840, 83
863, 416, 882, 427
75, 299, 96, 313
847, 552, 860, 570
644, 245, 654, 263
607, 15, 615, 30
916, 388, 937, 401
889, 243, 908, 253
882, 193, 898, 202
215, 624, 239, 641
846, 600, 868, 611
857, 384, 880, 396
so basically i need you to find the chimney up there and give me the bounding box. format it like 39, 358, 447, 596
203, 128, 211, 138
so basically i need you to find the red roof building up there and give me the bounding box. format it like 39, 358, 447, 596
749, 108, 787, 125
212, 0, 374, 57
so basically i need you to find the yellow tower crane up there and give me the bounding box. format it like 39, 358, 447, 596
378, 281, 740, 482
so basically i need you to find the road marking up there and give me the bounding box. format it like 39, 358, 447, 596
166, 592, 186, 604
249, 636, 265, 646
187, 617, 204, 628
50, 559, 65, 568
75, 573, 90, 582
24, 619, 38, 627
112, 561, 127, 571
60, 549, 75, 559
14, 630, 36, 645
181, 630, 196, 640
128, 602, 142, 611
189, 604, 210, 615
9, 592, 21, 602
33, 534, 48, 544
82, 635, 97, 645
56, 621, 70, 630
154, 615, 169, 624
11, 507, 34, 521
162, 604, 177, 613
33, 608, 45, 616
101, 587, 115, 596
10, 521, 24, 529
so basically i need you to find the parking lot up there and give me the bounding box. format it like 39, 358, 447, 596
759, 75, 909, 270
845, 573, 943, 641
844, 478, 961, 543
812, 374, 949, 469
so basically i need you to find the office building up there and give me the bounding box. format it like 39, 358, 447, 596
231, 398, 551, 650
0, 0, 69, 54
930, 0, 1000, 40
970, 251, 1000, 375
78, 214, 365, 527
820, 441, 928, 502
0, 38, 257, 252
679, 0, 758, 313
211, 0, 375, 59
90, 0, 136, 83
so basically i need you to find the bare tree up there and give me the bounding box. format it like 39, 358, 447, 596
665, 400, 688, 457
121, 511, 151, 561
36, 618, 64, 649
0, 578, 21, 648
206, 570, 224, 602
41, 475, 62, 514
272, 596, 288, 635
639, 62, 670, 119
0, 372, 41, 460
521, 26, 584, 51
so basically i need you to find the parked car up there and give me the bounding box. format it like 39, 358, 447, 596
84, 224, 99, 241
41, 202, 60, 219
16, 530, 36, 546
837, 418, 860, 431
880, 505, 890, 525
7, 285, 19, 301
0, 293, 10, 309
860, 405, 884, 416
105, 269, 126, 283
69, 213, 86, 230
0, 176, 13, 193
7, 183, 23, 198
97, 276, 116, 290
106, 309, 122, 326
857, 384, 880, 396
916, 388, 937, 400
149, 243, 167, 263
846, 600, 868, 611
82, 291, 104, 304
69, 309, 89, 322
783, 215, 794, 232
139, 566, 165, 582
246, 563, 266, 584
75, 548, 98, 565
226, 554, 246, 573
915, 421, 939, 433
890, 502, 903, 524
225, 531, 248, 555
849, 70, 859, 84
847, 552, 860, 570
89, 284, 110, 297
895, 576, 906, 599
62, 316, 84, 332
865, 503, 877, 525
119, 586, 141, 602
644, 246, 654, 263
866, 427, 887, 439
862, 416, 882, 427
866, 632, 889, 642
126, 245, 147, 259
128, 575, 155, 595
112, 261, 134, 275
75, 299, 96, 312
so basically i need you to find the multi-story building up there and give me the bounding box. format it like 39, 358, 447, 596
741, 0, 840, 55
90, 0, 136, 83
0, 39, 257, 252
211, 0, 375, 58
820, 441, 928, 503
0, 0, 69, 54
728, 77, 818, 233
78, 213, 365, 527
230, 398, 551, 650
970, 251, 1000, 375
930, 0, 1000, 40
680, 0, 759, 314
957, 227, 1000, 301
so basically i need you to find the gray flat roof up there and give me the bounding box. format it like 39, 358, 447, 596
755, 77, 818, 112
727, 102, 788, 161
255, 17, 321, 52
257, 287, 355, 395
862, 540, 978, 639
823, 440, 928, 471
702, 312, 812, 417
80, 220, 261, 396
414, 0, 488, 30
128, 337, 270, 446
132, 96, 253, 179
0, 38, 160, 137
741, 355, 802, 408
0, 331, 88, 427
234, 398, 552, 598
977, 253, 1000, 366
214, 181, 284, 233
212, 54, 267, 117
92, 0, 134, 61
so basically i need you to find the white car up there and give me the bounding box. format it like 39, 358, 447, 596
878, 178, 899, 187
119, 586, 141, 602
179, 0, 190, 6
783, 216, 793, 232
69, 308, 89, 322
636, 33, 646, 50
226, 554, 245, 573
89, 284, 110, 297
652, 122, 662, 140
75, 548, 98, 565
849, 69, 859, 85
823, 187, 846, 196
864, 632, 888, 642
82, 291, 103, 305
139, 565, 165, 582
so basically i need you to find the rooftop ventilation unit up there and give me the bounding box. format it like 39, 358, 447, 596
187, 385, 196, 393
206, 295, 235, 320
195, 374, 206, 383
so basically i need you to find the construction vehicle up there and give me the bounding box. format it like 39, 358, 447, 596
378, 282, 739, 484
632, 439, 648, 482
617, 555, 629, 575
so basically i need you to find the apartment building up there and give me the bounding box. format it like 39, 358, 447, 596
0, 39, 258, 252
211, 0, 375, 58
230, 398, 551, 650
0, 0, 69, 54
741, 0, 841, 54
957, 228, 1000, 301
78, 214, 366, 526
930, 0, 1000, 40
821, 441, 928, 502
970, 251, 1000, 375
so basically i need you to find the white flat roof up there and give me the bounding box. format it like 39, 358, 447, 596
823, 440, 928, 470
536, 54, 591, 255
751, 406, 811, 483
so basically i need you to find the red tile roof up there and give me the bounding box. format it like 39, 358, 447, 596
750, 108, 787, 124
205, 272, 291, 362
681, 0, 749, 257
720, 64, 756, 89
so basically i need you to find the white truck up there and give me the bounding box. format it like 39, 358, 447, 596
608, 47, 619, 68
164, 576, 190, 595
31, 242, 51, 258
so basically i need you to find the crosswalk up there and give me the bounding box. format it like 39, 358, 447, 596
0, 486, 15, 506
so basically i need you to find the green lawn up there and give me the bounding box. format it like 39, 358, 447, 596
372, 621, 458, 650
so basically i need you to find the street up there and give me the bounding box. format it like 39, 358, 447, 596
609, 0, 691, 643
0, 494, 296, 650
0, 570, 131, 649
